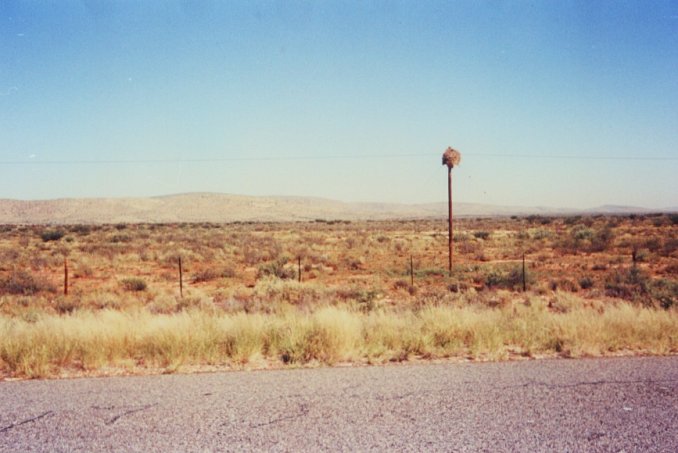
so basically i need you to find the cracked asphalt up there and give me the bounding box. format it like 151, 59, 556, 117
1, 356, 676, 452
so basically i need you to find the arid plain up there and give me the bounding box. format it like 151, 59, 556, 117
1, 212, 676, 379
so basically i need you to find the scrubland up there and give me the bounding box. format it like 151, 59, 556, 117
0, 214, 676, 379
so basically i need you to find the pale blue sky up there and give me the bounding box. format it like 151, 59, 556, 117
1, 1, 677, 209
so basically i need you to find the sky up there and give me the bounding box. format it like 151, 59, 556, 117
1, 1, 677, 209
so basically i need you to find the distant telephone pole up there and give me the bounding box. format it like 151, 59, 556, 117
442, 147, 461, 276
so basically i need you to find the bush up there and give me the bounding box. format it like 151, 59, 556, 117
589, 226, 615, 252
649, 279, 677, 310
644, 238, 662, 253
473, 231, 491, 240
335, 287, 380, 312
393, 279, 410, 291
0, 270, 56, 295
485, 267, 525, 290
121, 278, 147, 292
110, 234, 131, 243
530, 229, 552, 240
556, 279, 579, 292
40, 230, 65, 242
192, 267, 236, 283
579, 277, 594, 290
564, 215, 582, 226
257, 258, 296, 280
562, 225, 614, 253
68, 225, 92, 235
571, 226, 594, 242
526, 215, 552, 225
55, 297, 80, 314
605, 267, 649, 303
652, 217, 669, 227
414, 268, 447, 278
661, 238, 678, 257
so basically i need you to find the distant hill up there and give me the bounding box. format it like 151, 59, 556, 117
583, 205, 653, 214
0, 193, 666, 224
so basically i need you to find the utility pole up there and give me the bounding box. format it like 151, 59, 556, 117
442, 147, 461, 276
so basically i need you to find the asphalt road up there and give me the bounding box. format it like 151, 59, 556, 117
1, 356, 676, 452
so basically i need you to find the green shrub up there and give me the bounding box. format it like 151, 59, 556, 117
40, 230, 65, 242
473, 231, 491, 240
589, 226, 615, 252
257, 258, 295, 280
647, 278, 677, 310
562, 225, 614, 253
572, 226, 594, 241
579, 277, 594, 289
485, 267, 525, 290
605, 267, 650, 304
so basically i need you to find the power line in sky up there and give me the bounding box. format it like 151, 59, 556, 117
0, 153, 676, 165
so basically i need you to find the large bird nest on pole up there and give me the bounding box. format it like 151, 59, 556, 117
442, 147, 461, 168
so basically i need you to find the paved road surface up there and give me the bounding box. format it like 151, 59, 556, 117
1, 356, 676, 452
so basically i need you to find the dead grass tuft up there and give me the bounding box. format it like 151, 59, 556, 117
1, 294, 676, 379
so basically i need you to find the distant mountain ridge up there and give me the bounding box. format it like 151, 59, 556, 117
0, 193, 670, 224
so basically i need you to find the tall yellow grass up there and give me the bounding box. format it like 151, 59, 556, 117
1, 296, 676, 378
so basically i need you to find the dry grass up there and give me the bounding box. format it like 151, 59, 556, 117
1, 294, 676, 379
0, 215, 675, 379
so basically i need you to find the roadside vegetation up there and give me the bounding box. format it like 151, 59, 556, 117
0, 214, 676, 379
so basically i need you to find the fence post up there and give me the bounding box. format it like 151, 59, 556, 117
64, 258, 68, 296
522, 253, 527, 292
178, 256, 183, 298
410, 255, 414, 287
298, 256, 302, 283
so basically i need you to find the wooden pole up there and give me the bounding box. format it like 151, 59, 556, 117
64, 258, 68, 296
522, 253, 527, 292
178, 256, 183, 298
298, 256, 302, 283
410, 255, 414, 287
448, 166, 453, 276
